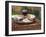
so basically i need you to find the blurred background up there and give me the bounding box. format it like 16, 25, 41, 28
12, 6, 41, 20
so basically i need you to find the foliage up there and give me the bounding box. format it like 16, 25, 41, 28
12, 6, 41, 20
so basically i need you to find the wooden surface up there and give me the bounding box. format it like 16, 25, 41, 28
12, 19, 41, 31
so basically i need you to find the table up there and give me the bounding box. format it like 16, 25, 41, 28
12, 19, 41, 31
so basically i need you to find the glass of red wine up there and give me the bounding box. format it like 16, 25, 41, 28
22, 10, 28, 16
